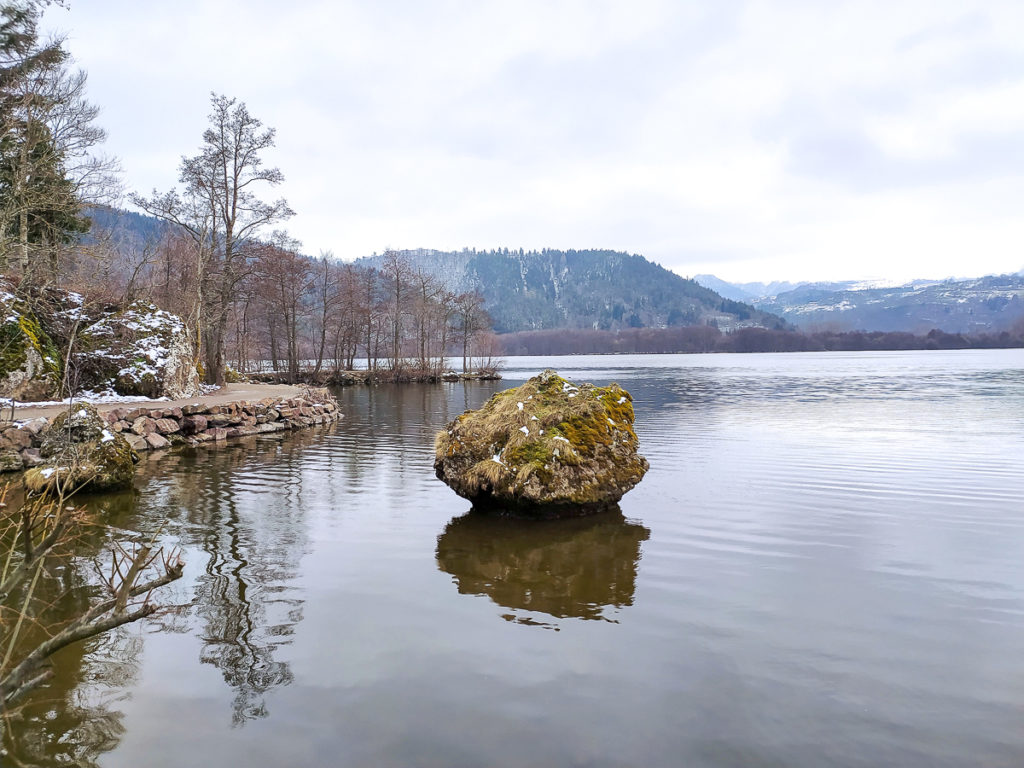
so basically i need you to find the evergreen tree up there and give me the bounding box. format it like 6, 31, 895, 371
0, 2, 111, 283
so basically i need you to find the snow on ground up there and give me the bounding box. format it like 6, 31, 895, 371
791, 300, 856, 314
1, 390, 169, 409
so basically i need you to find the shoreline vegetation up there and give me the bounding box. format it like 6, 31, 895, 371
246, 366, 502, 386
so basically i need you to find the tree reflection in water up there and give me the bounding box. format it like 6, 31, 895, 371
181, 440, 309, 726
3, 630, 144, 767
436, 509, 650, 627
0, 499, 147, 767
4, 431, 317, 762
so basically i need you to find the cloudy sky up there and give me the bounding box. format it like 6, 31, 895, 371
44, 0, 1024, 283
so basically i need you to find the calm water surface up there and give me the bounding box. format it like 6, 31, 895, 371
7, 350, 1024, 767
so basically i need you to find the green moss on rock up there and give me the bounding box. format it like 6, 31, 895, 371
0, 313, 58, 401
434, 369, 648, 516
26, 403, 137, 494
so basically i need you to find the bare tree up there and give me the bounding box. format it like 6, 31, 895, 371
310, 252, 340, 376
410, 266, 442, 371
356, 266, 380, 371
325, 262, 362, 372
252, 234, 310, 382
434, 288, 458, 373
455, 291, 488, 373
131, 93, 293, 385
379, 250, 412, 371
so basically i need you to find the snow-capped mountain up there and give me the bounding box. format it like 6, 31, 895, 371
696, 274, 1024, 333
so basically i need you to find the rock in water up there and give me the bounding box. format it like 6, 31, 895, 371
24, 403, 137, 494
434, 369, 649, 516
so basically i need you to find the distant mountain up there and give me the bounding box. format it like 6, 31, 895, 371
754, 275, 1024, 333
695, 272, 1024, 333
358, 249, 786, 334
693, 275, 801, 301
84, 205, 172, 247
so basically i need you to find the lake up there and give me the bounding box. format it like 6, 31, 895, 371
6, 349, 1024, 767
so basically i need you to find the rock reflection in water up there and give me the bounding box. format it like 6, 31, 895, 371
436, 509, 649, 625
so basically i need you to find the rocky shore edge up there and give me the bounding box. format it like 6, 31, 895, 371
0, 387, 341, 474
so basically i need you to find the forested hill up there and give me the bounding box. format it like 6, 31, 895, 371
84, 205, 172, 246
357, 248, 785, 334
83, 207, 784, 334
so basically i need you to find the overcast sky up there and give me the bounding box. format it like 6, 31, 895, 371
44, 0, 1024, 283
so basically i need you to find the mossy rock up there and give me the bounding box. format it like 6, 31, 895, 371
116, 368, 160, 399
76, 300, 200, 399
224, 366, 247, 384
0, 448, 23, 472
0, 291, 60, 400
434, 369, 649, 516
25, 403, 137, 494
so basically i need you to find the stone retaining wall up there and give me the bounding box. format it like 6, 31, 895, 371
0, 388, 341, 472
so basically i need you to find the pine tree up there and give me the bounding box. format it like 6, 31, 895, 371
0, 2, 112, 283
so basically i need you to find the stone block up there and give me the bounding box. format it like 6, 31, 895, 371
20, 447, 43, 468
124, 433, 148, 451
3, 426, 33, 449
155, 418, 180, 434
131, 417, 156, 435
181, 414, 208, 434
145, 433, 171, 450
0, 449, 23, 472
21, 417, 48, 436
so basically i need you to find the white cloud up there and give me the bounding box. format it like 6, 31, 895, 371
45, 0, 1024, 283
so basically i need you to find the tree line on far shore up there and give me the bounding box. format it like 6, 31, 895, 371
499, 324, 1024, 356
